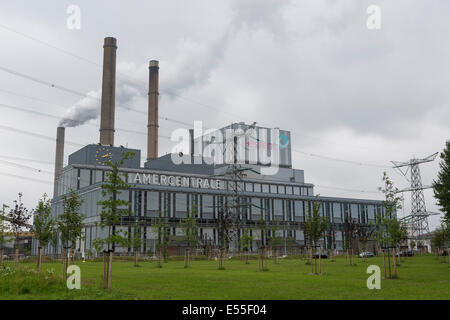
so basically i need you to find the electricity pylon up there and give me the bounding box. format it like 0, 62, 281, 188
392, 152, 438, 242
209, 122, 259, 253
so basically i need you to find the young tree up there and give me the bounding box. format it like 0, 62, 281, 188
269, 221, 282, 264
8, 193, 31, 266
0, 204, 11, 267
241, 228, 254, 264
409, 240, 416, 252
32, 194, 55, 272
151, 213, 167, 268
179, 205, 199, 268
431, 224, 448, 261
356, 224, 375, 263
376, 172, 404, 279
58, 190, 85, 279
127, 224, 143, 267
433, 141, 450, 223
96, 151, 134, 289
256, 214, 268, 271
343, 217, 358, 266
304, 198, 328, 275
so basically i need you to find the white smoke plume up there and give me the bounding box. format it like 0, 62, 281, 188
58, 0, 289, 128
58, 90, 101, 127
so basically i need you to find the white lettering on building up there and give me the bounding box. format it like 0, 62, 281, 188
133, 173, 224, 190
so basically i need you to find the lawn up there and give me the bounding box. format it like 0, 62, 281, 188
0, 254, 448, 300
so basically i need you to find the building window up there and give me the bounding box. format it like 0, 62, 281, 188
286, 186, 293, 195
262, 184, 269, 193
270, 185, 277, 194
294, 187, 300, 195
245, 183, 253, 192
175, 193, 187, 218
254, 183, 262, 193
202, 195, 214, 219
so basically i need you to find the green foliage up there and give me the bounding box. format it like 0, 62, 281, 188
152, 212, 168, 250
269, 220, 282, 247
179, 205, 199, 247
1, 255, 449, 299
433, 140, 450, 223
32, 193, 55, 248
241, 228, 254, 252
96, 151, 135, 251
58, 190, 85, 248
126, 225, 143, 251
0, 204, 11, 248
304, 197, 328, 247
374, 172, 406, 248
432, 223, 449, 250
7, 193, 31, 249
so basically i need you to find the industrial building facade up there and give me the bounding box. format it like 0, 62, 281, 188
48, 154, 385, 256
36, 37, 386, 257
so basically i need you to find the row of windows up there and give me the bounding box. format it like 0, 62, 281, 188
131, 191, 385, 224
52, 186, 385, 225
57, 167, 314, 197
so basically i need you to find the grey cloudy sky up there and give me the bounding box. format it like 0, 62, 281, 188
0, 0, 448, 229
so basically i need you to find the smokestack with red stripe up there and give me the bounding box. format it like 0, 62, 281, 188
53, 126, 65, 197
147, 60, 159, 161
99, 37, 117, 146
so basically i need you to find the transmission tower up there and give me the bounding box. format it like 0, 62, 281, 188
391, 152, 438, 242
209, 122, 259, 253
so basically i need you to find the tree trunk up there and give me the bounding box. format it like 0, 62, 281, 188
157, 247, 162, 268
310, 246, 313, 275
0, 248, 3, 267
387, 249, 392, 279
134, 250, 138, 267
62, 247, 66, 280
37, 247, 42, 272
184, 248, 189, 268
382, 250, 386, 279
319, 247, 322, 275
246, 251, 249, 264
67, 247, 71, 268
103, 251, 107, 288
14, 248, 19, 266
107, 251, 113, 289
392, 247, 397, 276
351, 248, 354, 266
346, 249, 349, 265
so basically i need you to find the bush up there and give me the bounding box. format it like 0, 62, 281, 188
0, 267, 62, 296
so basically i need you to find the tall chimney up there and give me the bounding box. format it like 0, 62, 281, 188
147, 60, 159, 161
99, 37, 117, 146
189, 129, 194, 156
53, 127, 65, 197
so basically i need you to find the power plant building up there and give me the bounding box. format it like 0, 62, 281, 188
43, 37, 387, 257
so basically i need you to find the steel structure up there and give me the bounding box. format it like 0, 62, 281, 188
392, 152, 438, 241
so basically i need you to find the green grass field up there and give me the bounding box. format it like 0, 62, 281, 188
0, 254, 449, 300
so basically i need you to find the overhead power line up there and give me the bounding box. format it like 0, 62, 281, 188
0, 23, 432, 170
0, 155, 53, 165
0, 102, 172, 140
0, 124, 84, 147
0, 159, 52, 175
0, 171, 52, 185
0, 22, 432, 157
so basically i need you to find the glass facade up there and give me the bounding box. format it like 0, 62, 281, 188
49, 165, 386, 254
